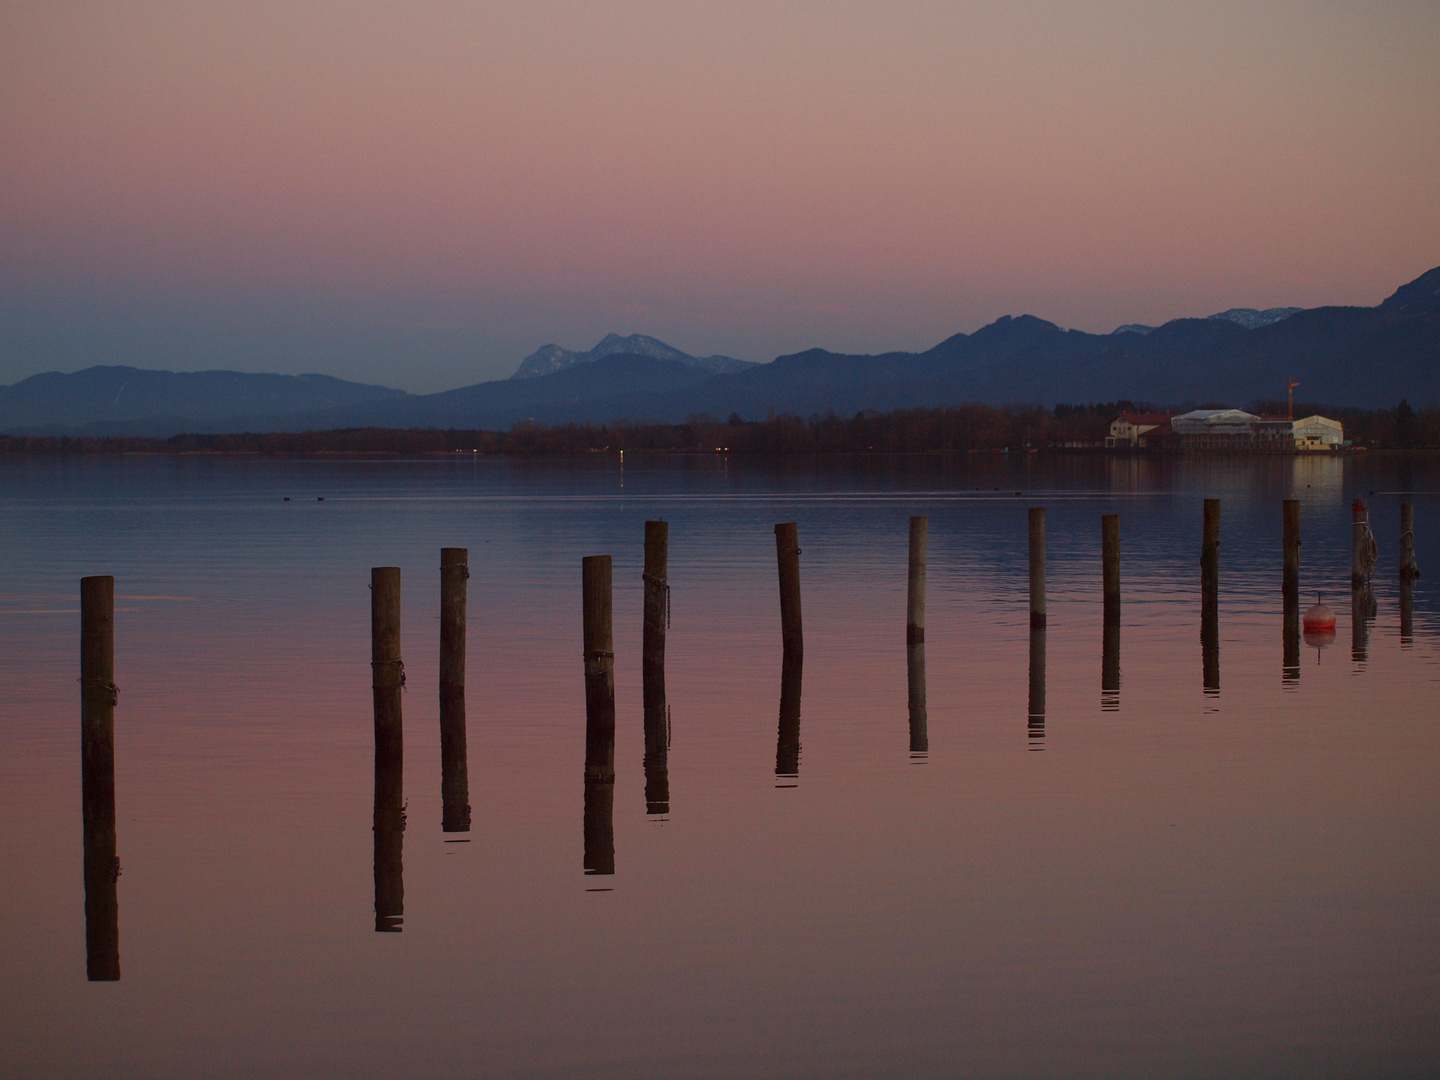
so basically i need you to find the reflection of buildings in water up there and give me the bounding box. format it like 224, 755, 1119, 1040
907, 642, 928, 757
82, 686, 120, 981
1027, 628, 1045, 751
1201, 585, 1220, 696
439, 687, 470, 833
775, 658, 802, 779
642, 662, 670, 816
1283, 594, 1300, 685
1101, 621, 1121, 712
1291, 454, 1345, 506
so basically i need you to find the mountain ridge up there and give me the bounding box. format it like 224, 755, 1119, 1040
3, 266, 1437, 435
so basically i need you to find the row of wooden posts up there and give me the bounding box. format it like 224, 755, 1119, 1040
73, 497, 1422, 959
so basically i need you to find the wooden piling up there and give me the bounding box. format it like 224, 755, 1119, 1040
907, 516, 927, 645
582, 556, 616, 748
1351, 499, 1372, 587
80, 575, 119, 980
1282, 499, 1300, 600
643, 521, 669, 672
1201, 499, 1220, 583
1102, 514, 1121, 625
775, 523, 803, 661
1400, 502, 1420, 580
370, 567, 404, 930
439, 550, 469, 833
1027, 627, 1045, 750
440, 549, 467, 691
1028, 508, 1046, 629
907, 642, 928, 755
582, 555, 615, 873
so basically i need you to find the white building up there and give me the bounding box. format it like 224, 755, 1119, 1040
1292, 415, 1344, 451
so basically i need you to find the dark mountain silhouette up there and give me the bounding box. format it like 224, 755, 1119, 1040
3, 266, 1436, 435
0, 367, 405, 435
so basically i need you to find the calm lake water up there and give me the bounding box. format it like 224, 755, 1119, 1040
2, 452, 1438, 1079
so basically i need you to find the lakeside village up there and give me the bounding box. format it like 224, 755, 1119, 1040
1106, 409, 1346, 454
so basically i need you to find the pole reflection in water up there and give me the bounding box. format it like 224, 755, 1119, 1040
1101, 621, 1121, 712
1201, 503, 1220, 697
371, 567, 405, 932
1201, 587, 1220, 697
1400, 579, 1414, 647
907, 642, 928, 759
642, 663, 669, 816
81, 578, 119, 981
1283, 592, 1300, 686
642, 521, 670, 816
439, 687, 469, 833
1351, 585, 1376, 665
439, 548, 470, 833
1027, 627, 1045, 751
582, 556, 616, 876
373, 730, 405, 932
775, 657, 803, 783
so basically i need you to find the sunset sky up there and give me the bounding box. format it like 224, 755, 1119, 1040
2, 1, 1437, 391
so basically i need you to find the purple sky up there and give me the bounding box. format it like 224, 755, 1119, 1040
2, 2, 1437, 391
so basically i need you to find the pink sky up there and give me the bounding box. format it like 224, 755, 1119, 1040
2, 1, 1438, 391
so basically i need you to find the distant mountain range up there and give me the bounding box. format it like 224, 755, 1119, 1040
511, 333, 756, 379
3, 266, 1436, 436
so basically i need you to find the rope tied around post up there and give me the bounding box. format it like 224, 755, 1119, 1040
642, 571, 671, 628
583, 649, 614, 676
370, 657, 406, 686
78, 677, 120, 705
1360, 520, 1379, 577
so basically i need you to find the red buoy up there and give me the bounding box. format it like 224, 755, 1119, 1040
1303, 600, 1336, 648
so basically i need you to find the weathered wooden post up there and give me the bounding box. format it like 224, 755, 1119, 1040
1101, 620, 1120, 711
643, 521, 669, 670
1027, 628, 1046, 750
1399, 502, 1420, 580
1352, 499, 1374, 587
1028, 508, 1046, 629
582, 556, 615, 874
907, 516, 927, 645
1282, 499, 1300, 600
775, 523, 803, 661
1102, 514, 1121, 625
907, 642, 928, 756
439, 549, 470, 833
371, 567, 404, 930
81, 575, 119, 981
1201, 499, 1220, 585
775, 656, 803, 780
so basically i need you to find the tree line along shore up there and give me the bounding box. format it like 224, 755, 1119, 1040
1, 400, 1436, 456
